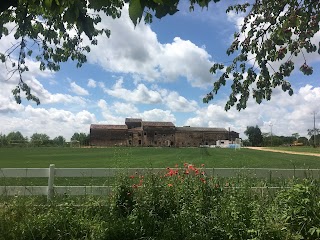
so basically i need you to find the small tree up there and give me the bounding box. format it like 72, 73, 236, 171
244, 126, 263, 147
53, 136, 66, 147
308, 128, 320, 147
6, 131, 27, 146
30, 133, 50, 146
71, 133, 89, 146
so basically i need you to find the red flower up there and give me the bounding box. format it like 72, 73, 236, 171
201, 164, 205, 167
168, 183, 173, 187
129, 175, 135, 179
184, 170, 189, 175
200, 178, 206, 183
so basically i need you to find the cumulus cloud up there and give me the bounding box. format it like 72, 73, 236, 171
70, 82, 89, 96
86, 4, 215, 87
0, 106, 96, 140
185, 84, 320, 138
103, 78, 162, 104
113, 102, 139, 116
100, 78, 199, 112
87, 78, 97, 88
164, 91, 199, 112
138, 109, 176, 123
97, 99, 176, 124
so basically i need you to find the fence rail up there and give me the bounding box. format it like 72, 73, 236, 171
1, 164, 320, 200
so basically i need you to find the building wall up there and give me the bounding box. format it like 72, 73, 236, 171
90, 128, 128, 146
90, 122, 239, 147
142, 126, 175, 147
174, 131, 229, 147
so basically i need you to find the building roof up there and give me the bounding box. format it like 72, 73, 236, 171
142, 121, 175, 127
125, 118, 142, 123
176, 127, 228, 132
90, 124, 128, 130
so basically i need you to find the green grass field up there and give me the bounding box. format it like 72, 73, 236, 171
268, 146, 320, 154
1, 146, 320, 169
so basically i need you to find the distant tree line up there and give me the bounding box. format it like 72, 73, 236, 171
0, 131, 90, 147
244, 126, 320, 147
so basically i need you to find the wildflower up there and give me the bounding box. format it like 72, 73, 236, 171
188, 164, 194, 170
175, 164, 179, 168
215, 184, 220, 188
200, 178, 206, 183
195, 169, 199, 175
168, 183, 173, 187
132, 184, 138, 189
184, 170, 189, 175
184, 163, 188, 167
129, 175, 135, 179
201, 164, 205, 167
138, 179, 143, 186
201, 171, 205, 176
139, 175, 144, 179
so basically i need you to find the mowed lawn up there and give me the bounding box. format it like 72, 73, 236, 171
1, 147, 320, 169
268, 146, 320, 154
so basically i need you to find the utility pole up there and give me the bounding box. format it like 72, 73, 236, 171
313, 111, 316, 147
269, 123, 273, 147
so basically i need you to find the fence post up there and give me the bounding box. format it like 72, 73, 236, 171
47, 164, 55, 201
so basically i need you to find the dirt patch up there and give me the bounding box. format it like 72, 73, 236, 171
245, 147, 320, 157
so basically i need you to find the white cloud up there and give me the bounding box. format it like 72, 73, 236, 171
113, 102, 138, 116
104, 79, 162, 104
97, 99, 124, 124
97, 99, 176, 124
138, 109, 176, 123
101, 78, 200, 112
185, 84, 320, 139
87, 78, 97, 88
0, 106, 96, 140
70, 82, 89, 96
164, 91, 199, 112
87, 4, 216, 87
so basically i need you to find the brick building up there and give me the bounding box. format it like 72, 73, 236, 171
90, 118, 239, 147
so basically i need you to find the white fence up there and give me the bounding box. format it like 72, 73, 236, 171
1, 164, 320, 201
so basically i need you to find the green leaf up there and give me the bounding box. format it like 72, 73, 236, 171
44, 0, 53, 9
129, 0, 143, 26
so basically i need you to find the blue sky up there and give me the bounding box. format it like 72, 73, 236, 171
0, 2, 319, 140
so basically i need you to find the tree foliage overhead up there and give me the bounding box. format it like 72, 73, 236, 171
0, 0, 124, 104
0, 0, 319, 110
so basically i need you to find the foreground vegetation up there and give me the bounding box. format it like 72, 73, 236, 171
1, 147, 320, 169
1, 165, 320, 240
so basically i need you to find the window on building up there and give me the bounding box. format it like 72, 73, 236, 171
139, 140, 142, 145
144, 132, 146, 136
163, 134, 166, 137
154, 132, 157, 136
138, 132, 142, 136
129, 140, 132, 145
